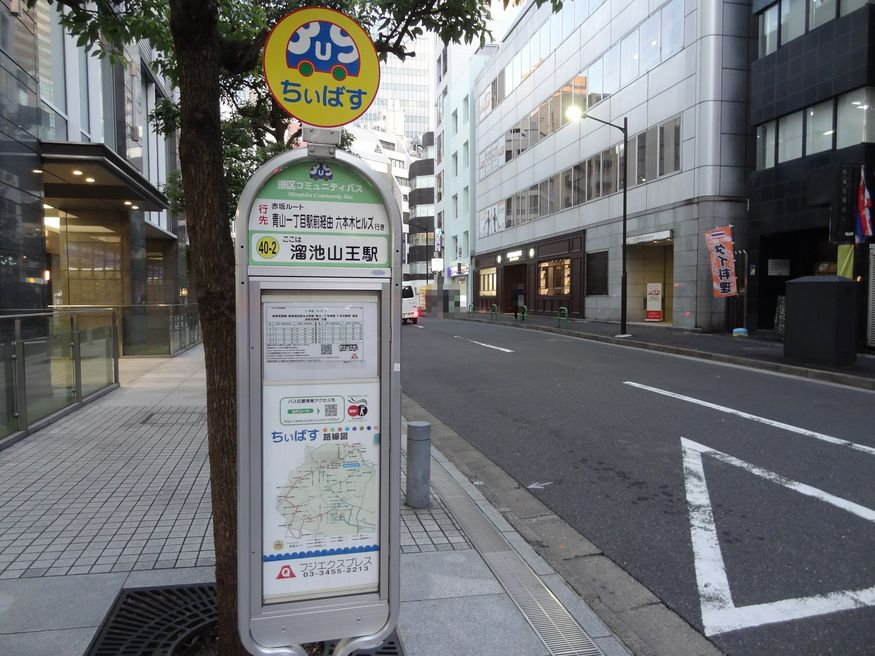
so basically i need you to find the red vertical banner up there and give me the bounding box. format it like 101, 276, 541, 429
704, 226, 738, 297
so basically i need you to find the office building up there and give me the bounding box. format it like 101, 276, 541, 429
473, 0, 750, 330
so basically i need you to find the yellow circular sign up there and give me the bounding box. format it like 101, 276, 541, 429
263, 7, 380, 128
255, 236, 279, 259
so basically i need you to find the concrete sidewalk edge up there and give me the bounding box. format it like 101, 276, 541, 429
452, 316, 875, 391
401, 393, 724, 656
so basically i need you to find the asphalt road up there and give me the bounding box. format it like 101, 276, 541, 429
400, 318, 875, 656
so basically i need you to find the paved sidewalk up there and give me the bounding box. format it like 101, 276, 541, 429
0, 346, 632, 656
456, 311, 875, 390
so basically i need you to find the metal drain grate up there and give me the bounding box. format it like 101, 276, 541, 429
483, 551, 603, 656
324, 631, 405, 655
86, 583, 404, 656
85, 583, 216, 656
432, 469, 606, 656
141, 410, 206, 425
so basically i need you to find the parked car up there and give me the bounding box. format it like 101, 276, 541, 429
401, 285, 420, 324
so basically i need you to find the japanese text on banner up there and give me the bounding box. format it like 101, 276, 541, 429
704, 226, 738, 297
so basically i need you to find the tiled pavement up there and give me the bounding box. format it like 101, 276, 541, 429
0, 345, 630, 656
400, 455, 471, 554
0, 403, 213, 580
0, 385, 462, 582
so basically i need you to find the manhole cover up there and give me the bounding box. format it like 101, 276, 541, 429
86, 583, 404, 655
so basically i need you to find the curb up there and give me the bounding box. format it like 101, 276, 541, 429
450, 316, 875, 392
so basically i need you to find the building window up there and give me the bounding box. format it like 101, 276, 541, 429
463, 95, 469, 123
588, 59, 603, 107
756, 120, 777, 169
778, 111, 803, 162
562, 168, 574, 209
841, 0, 869, 17
539, 259, 571, 296
759, 4, 779, 57
452, 194, 458, 218
601, 148, 617, 196
780, 0, 805, 45
806, 100, 834, 154
836, 87, 875, 149
659, 116, 681, 176
452, 109, 458, 134
661, 0, 684, 59
586, 251, 609, 296
36, 2, 68, 140
620, 31, 638, 87
463, 141, 469, 165
602, 45, 620, 97
810, 0, 837, 27
639, 14, 661, 73
587, 154, 601, 200
452, 152, 458, 176
480, 267, 497, 297
573, 163, 586, 205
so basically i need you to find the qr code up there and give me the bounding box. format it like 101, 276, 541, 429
321, 344, 332, 356
324, 404, 338, 418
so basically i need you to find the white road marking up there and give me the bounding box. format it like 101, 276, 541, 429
681, 437, 875, 635
625, 381, 875, 457
527, 481, 554, 490
453, 335, 514, 353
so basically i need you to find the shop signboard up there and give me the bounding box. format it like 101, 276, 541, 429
645, 283, 663, 321
236, 142, 401, 655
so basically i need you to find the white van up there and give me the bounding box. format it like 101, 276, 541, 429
401, 285, 420, 324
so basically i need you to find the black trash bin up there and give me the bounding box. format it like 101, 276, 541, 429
784, 275, 857, 367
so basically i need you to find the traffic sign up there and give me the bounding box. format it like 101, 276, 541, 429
263, 7, 380, 127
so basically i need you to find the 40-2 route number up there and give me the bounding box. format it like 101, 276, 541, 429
256, 236, 279, 259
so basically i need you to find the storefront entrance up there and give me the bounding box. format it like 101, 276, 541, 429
627, 243, 674, 323
502, 263, 527, 312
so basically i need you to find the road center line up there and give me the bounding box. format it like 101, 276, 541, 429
453, 336, 514, 353
624, 381, 875, 457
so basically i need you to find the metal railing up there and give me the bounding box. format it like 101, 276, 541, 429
50, 304, 202, 357
0, 308, 119, 446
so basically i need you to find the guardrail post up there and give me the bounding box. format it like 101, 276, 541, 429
12, 318, 27, 432
111, 309, 120, 384
490, 304, 498, 320
71, 313, 82, 404
557, 306, 568, 328
467, 304, 474, 318
519, 305, 528, 322
405, 421, 431, 508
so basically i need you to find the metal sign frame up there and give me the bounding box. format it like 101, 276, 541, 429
236, 145, 401, 656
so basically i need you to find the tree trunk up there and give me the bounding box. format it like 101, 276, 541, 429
169, 1, 245, 654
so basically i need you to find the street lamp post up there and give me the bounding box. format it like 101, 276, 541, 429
580, 112, 630, 337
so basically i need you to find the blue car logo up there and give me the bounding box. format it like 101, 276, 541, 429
287, 21, 361, 81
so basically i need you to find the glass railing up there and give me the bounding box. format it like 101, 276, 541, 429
0, 308, 119, 444
51, 304, 202, 357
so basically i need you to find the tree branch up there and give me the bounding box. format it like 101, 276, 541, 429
219, 29, 268, 76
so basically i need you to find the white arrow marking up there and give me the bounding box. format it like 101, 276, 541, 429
527, 481, 553, 490
453, 336, 514, 353
624, 381, 875, 457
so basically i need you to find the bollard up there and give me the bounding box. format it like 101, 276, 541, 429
406, 421, 431, 508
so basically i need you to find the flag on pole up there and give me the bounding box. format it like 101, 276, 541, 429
856, 165, 873, 244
